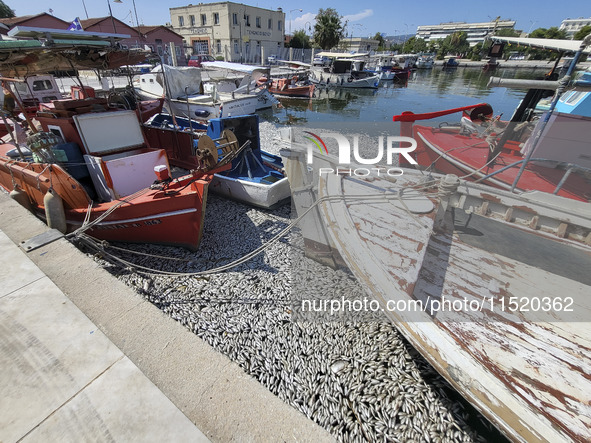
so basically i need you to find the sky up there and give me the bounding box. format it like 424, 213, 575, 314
6, 0, 591, 37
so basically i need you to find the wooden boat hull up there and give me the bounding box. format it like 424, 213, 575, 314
0, 145, 211, 249
268, 85, 315, 98
281, 144, 591, 442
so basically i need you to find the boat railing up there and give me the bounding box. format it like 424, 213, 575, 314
477, 157, 591, 195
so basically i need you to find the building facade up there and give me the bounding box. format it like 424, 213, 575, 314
344, 37, 379, 53
560, 17, 591, 39
416, 20, 516, 46
169, 2, 285, 63
135, 26, 186, 66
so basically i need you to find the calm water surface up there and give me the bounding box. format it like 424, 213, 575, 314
261, 67, 546, 131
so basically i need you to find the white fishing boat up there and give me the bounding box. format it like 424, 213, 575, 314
278, 133, 591, 442
134, 64, 276, 119
309, 52, 380, 89
416, 54, 434, 69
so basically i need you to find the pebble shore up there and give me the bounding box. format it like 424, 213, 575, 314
83, 122, 505, 442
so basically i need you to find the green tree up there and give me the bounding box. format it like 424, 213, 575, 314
0, 0, 14, 18
495, 28, 520, 37
290, 29, 311, 49
440, 31, 469, 57
574, 25, 591, 40
373, 32, 385, 50
313, 8, 345, 49
526, 27, 568, 60
402, 36, 427, 54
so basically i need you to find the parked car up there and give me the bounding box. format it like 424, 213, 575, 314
267, 55, 278, 65
188, 54, 215, 67
313, 56, 331, 66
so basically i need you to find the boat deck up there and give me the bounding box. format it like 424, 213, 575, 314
414, 125, 591, 202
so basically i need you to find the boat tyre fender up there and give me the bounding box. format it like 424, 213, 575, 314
347, 77, 353, 83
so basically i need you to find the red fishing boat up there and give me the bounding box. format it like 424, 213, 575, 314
0, 110, 241, 249
394, 36, 591, 202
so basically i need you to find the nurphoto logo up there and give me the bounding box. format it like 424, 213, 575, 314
303, 131, 418, 177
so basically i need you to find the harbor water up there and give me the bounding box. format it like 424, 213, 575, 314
262, 66, 545, 129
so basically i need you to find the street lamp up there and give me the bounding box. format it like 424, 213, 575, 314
289, 8, 302, 38
527, 20, 537, 36
349, 24, 363, 52
113, 0, 140, 28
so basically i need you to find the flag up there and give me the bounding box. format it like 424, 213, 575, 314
68, 17, 83, 31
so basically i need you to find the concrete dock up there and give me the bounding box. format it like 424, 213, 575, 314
0, 193, 333, 442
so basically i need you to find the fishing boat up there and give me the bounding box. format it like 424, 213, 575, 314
256, 75, 315, 98
309, 53, 380, 89
415, 54, 434, 69
0, 26, 243, 249
134, 63, 277, 120
366, 55, 396, 81
278, 134, 591, 443
394, 36, 591, 202
442, 56, 459, 68
0, 109, 243, 249
143, 113, 290, 209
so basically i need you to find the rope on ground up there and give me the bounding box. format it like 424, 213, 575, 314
74, 179, 443, 278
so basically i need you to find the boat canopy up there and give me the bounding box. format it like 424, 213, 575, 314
200, 60, 269, 81
0, 26, 149, 76
201, 60, 269, 75
315, 52, 370, 58
491, 35, 591, 54
159, 65, 203, 98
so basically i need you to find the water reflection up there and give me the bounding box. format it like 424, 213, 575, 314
263, 67, 551, 126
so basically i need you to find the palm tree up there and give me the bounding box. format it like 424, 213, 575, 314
313, 8, 345, 50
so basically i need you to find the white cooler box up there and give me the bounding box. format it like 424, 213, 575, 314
74, 110, 170, 201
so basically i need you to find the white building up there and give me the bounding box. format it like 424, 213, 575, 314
416, 20, 516, 46
560, 17, 591, 39
340, 37, 379, 53
169, 2, 285, 63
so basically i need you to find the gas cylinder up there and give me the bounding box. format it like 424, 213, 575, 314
43, 188, 67, 234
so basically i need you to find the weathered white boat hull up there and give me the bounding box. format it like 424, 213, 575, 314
280, 144, 591, 442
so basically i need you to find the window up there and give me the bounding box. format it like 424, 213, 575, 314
201, 14, 206, 26
178, 16, 184, 27
31, 80, 54, 91
234, 39, 239, 53
232, 13, 238, 25
189, 15, 195, 26
278, 20, 282, 31
256, 17, 261, 28
216, 39, 221, 53
245, 14, 250, 27
268, 18, 272, 29
214, 13, 219, 25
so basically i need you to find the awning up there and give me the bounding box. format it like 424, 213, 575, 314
491, 36, 591, 54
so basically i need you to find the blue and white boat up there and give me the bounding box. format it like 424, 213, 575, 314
143, 113, 290, 209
